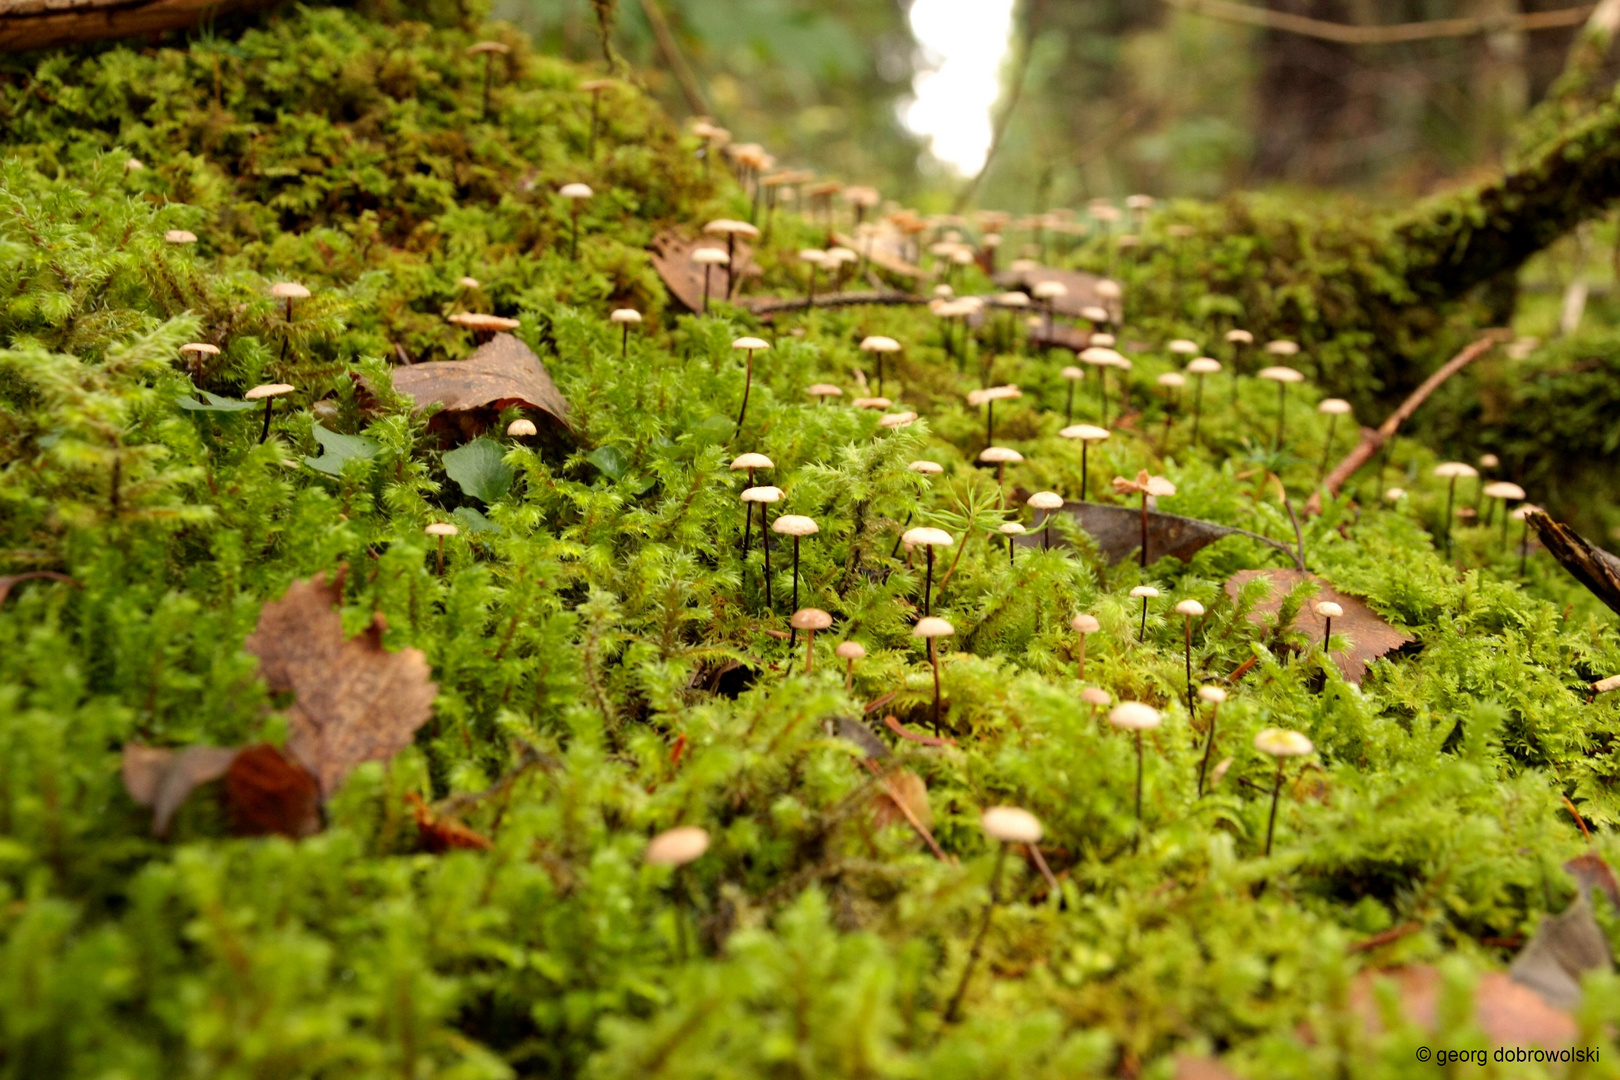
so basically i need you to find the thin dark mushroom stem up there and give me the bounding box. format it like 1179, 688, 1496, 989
587, 88, 602, 158
762, 503, 772, 607
258, 397, 274, 444
1316, 413, 1338, 486
1196, 702, 1219, 796
924, 546, 935, 616
1099, 367, 1109, 427
702, 265, 712, 313
1519, 514, 1532, 577
1273, 379, 1287, 453
569, 204, 582, 261
1065, 378, 1076, 426
1264, 760, 1285, 856
1139, 492, 1150, 568
733, 349, 757, 439
621, 323, 630, 359
929, 637, 943, 734
788, 536, 802, 644
1442, 475, 1458, 559
435, 535, 446, 577
1191, 373, 1205, 441
1081, 441, 1090, 501
1322, 614, 1333, 656
1139, 595, 1149, 642
1183, 617, 1195, 714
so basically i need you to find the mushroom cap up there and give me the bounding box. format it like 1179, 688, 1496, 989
125, 158, 145, 171
269, 281, 310, 299
1027, 491, 1065, 510
425, 522, 459, 537
1168, 339, 1199, 355
772, 514, 820, 537
1109, 702, 1162, 731
1186, 357, 1222, 375
1157, 372, 1186, 388
1264, 339, 1300, 356
1175, 599, 1205, 617
827, 246, 859, 263
691, 247, 731, 265
1032, 280, 1068, 299
978, 446, 1024, 464
732, 336, 770, 351
244, 383, 295, 400
1314, 600, 1344, 618
1126, 193, 1155, 210
457, 276, 481, 289
806, 383, 843, 397
835, 640, 867, 660
1385, 487, 1407, 501
1079, 346, 1125, 366
860, 335, 901, 352
1483, 480, 1526, 500
1254, 728, 1314, 757
789, 607, 833, 631
466, 40, 512, 54
878, 411, 918, 429
908, 460, 944, 475
798, 248, 827, 265
1089, 333, 1117, 347
644, 825, 710, 866
1317, 398, 1352, 415
703, 218, 762, 238
966, 385, 1021, 406
1059, 424, 1110, 442
740, 485, 784, 503
610, 308, 643, 324
999, 522, 1026, 536
1511, 503, 1542, 521
1081, 305, 1111, 323
981, 806, 1043, 844
507, 418, 538, 437
1094, 279, 1123, 300
851, 397, 892, 410
1226, 329, 1254, 344
1071, 613, 1100, 633
1479, 453, 1501, 469
1433, 461, 1479, 479
1061, 366, 1084, 380
730, 453, 774, 471
912, 616, 956, 638
1080, 686, 1111, 706
1129, 585, 1159, 599
579, 77, 615, 91
1198, 685, 1227, 704
1258, 366, 1304, 383
559, 183, 593, 199
449, 312, 521, 331
902, 527, 953, 547
933, 283, 955, 298
179, 342, 220, 355
997, 292, 1032, 308
163, 229, 198, 244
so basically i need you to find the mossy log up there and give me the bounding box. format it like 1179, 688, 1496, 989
0, 0, 271, 52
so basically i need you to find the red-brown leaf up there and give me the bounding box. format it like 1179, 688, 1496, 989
1224, 568, 1412, 684
407, 792, 493, 853
650, 229, 757, 313
224, 743, 322, 838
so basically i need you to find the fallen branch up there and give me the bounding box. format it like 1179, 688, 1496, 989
1163, 0, 1594, 45
0, 0, 272, 51
0, 570, 81, 607
746, 290, 927, 316
1307, 330, 1512, 512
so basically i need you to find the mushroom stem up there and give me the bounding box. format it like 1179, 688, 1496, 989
1442, 475, 1458, 559
1132, 730, 1145, 851
733, 349, 754, 439
1264, 759, 1285, 856
1076, 632, 1088, 680
943, 842, 1006, 1024
761, 502, 773, 608
889, 511, 913, 560
806, 264, 816, 306
621, 323, 630, 360
1081, 441, 1090, 502
702, 265, 712, 313
1196, 702, 1219, 796
724, 235, 736, 299
1099, 367, 1110, 427
985, 401, 994, 448
1065, 378, 1076, 426
1041, 510, 1051, 552
1139, 594, 1149, 643
1316, 413, 1338, 486
1273, 379, 1287, 454
1322, 615, 1333, 656
803, 627, 816, 674
259, 397, 274, 444
790, 535, 802, 626
1191, 373, 1205, 441
569, 205, 581, 261
1501, 501, 1512, 549
929, 636, 942, 734
435, 535, 446, 577
482, 53, 495, 121
923, 545, 935, 617
588, 89, 601, 158
876, 353, 885, 397
1184, 616, 1194, 715
1520, 514, 1531, 577
1008, 533, 1016, 564
844, 655, 855, 689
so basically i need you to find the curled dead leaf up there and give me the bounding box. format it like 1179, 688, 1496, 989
225, 743, 321, 838
1023, 498, 1300, 568
121, 743, 240, 836
650, 230, 757, 313
1224, 568, 1411, 685
871, 769, 932, 832
390, 333, 571, 441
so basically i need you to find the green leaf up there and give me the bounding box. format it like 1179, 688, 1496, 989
452, 506, 500, 534
304, 425, 380, 477
179, 391, 257, 414
443, 437, 513, 503
586, 445, 629, 481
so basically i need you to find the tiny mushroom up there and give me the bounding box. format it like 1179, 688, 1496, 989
559, 183, 593, 260
944, 805, 1045, 1021
178, 342, 220, 372
807, 383, 843, 404
425, 521, 458, 576
731, 336, 771, 438
644, 825, 709, 866
610, 308, 642, 358
1027, 491, 1065, 551
879, 410, 918, 429
163, 229, 197, 245
771, 514, 820, 619
1079, 345, 1126, 425
507, 418, 538, 438
1061, 365, 1085, 424
1071, 612, 1100, 680
269, 281, 310, 323
1196, 685, 1228, 796
852, 396, 893, 411
1108, 702, 1162, 841
903, 527, 954, 615
999, 521, 1026, 563
691, 246, 730, 312
1315, 398, 1352, 485
1314, 600, 1343, 657
1113, 470, 1177, 568
967, 384, 1022, 447
978, 445, 1024, 492
1129, 584, 1159, 642
1174, 599, 1205, 714
1483, 480, 1526, 548
448, 312, 522, 340
789, 608, 833, 672
1513, 502, 1542, 576
1432, 461, 1479, 559
799, 249, 826, 304
1254, 729, 1314, 856
467, 40, 511, 120
244, 382, 294, 443
1081, 685, 1111, 717
859, 335, 901, 396
1059, 423, 1110, 499
836, 640, 866, 689
702, 218, 761, 298
1185, 357, 1222, 440
1257, 366, 1305, 453
579, 77, 615, 157
740, 485, 784, 604
912, 616, 956, 733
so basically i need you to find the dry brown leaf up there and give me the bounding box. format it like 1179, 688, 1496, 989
1224, 568, 1411, 684
1029, 498, 1300, 568
1508, 852, 1619, 1010
225, 743, 322, 838
1349, 965, 1577, 1046
871, 769, 932, 832
121, 743, 240, 835
828, 230, 926, 280
993, 265, 1122, 320
650, 230, 757, 313
390, 333, 570, 439
407, 792, 494, 853
244, 572, 437, 799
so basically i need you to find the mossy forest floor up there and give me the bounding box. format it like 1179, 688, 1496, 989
7, 6, 1620, 1078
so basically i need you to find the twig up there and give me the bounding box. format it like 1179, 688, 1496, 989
1347, 920, 1425, 953
1163, 0, 1594, 45
862, 759, 950, 862
747, 290, 927, 316
884, 714, 958, 747
0, 571, 81, 607
1562, 793, 1594, 842
636, 0, 710, 117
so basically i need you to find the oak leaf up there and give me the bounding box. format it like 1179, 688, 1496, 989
244, 572, 437, 799
1224, 568, 1411, 684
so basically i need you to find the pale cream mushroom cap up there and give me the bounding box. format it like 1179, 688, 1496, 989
1071, 613, 1100, 633
859, 335, 901, 352
1175, 599, 1205, 617
732, 336, 770, 351
966, 385, 1021, 406
912, 616, 956, 638
1483, 481, 1526, 500
1080, 346, 1125, 366
806, 383, 843, 398
1157, 372, 1186, 388
902, 527, 954, 547
1479, 453, 1501, 469
1095, 279, 1123, 300
827, 246, 858, 263
1264, 340, 1300, 356
1197, 685, 1227, 704
1032, 280, 1068, 299
981, 806, 1043, 844
1129, 585, 1160, 599
1314, 601, 1344, 618
789, 607, 833, 631
997, 292, 1032, 308
1226, 329, 1254, 344
740, 485, 783, 503
835, 641, 867, 660
978, 446, 1024, 464
425, 522, 459, 537
730, 452, 774, 471
1187, 357, 1222, 375
1433, 461, 1479, 479
798, 249, 827, 265
164, 229, 198, 244
269, 281, 310, 299
644, 825, 710, 866
908, 460, 944, 475
691, 247, 731, 265
1168, 339, 1199, 355
610, 308, 642, 324
981, 233, 1003, 247
466, 40, 512, 55
1081, 305, 1111, 323
1258, 366, 1304, 383
449, 312, 521, 331
851, 397, 892, 410
559, 183, 593, 199
1126, 194, 1155, 210
1080, 686, 1111, 707
1144, 475, 1177, 497
125, 158, 144, 171
704, 218, 761, 239
878, 411, 918, 429
1385, 488, 1407, 501
999, 522, 1026, 536
1254, 728, 1314, 757
933, 284, 955, 298
1109, 702, 1162, 731
1060, 424, 1110, 442
179, 342, 220, 355
579, 77, 616, 91
1090, 333, 1117, 347
1061, 365, 1084, 380
457, 276, 481, 289
507, 418, 538, 437
244, 383, 295, 400
1027, 491, 1064, 511
1317, 398, 1352, 415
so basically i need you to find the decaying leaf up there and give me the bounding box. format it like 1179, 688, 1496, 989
1508, 852, 1620, 1009
244, 572, 437, 799
871, 769, 932, 832
1029, 499, 1300, 568
390, 332, 571, 440
828, 230, 926, 280
1349, 965, 1577, 1046
1224, 569, 1412, 684
993, 265, 1121, 321
1528, 510, 1620, 617
121, 743, 240, 835
225, 743, 322, 838
407, 792, 493, 852
650, 229, 757, 313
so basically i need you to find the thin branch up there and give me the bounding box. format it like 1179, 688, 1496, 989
746, 290, 928, 316
636, 0, 710, 118
1163, 0, 1595, 45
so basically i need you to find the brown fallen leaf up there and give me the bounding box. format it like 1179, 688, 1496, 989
993, 265, 1122, 321
650, 229, 757, 313
871, 769, 932, 832
1528, 510, 1620, 617
1224, 568, 1412, 684
390, 332, 571, 440
1349, 965, 1577, 1046
828, 230, 926, 280
406, 792, 493, 853
245, 572, 437, 799
1508, 852, 1619, 1010
122, 743, 240, 836
1025, 324, 1093, 354
1027, 499, 1301, 568
225, 743, 322, 838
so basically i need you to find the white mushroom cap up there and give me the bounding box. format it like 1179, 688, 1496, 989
1197, 685, 1227, 704
789, 607, 833, 631
164, 229, 198, 244
933, 284, 955, 298
1059, 424, 1110, 442
1129, 585, 1159, 599
967, 385, 1020, 406
730, 452, 774, 471
806, 383, 843, 398
507, 418, 538, 437
559, 183, 594, 199
1061, 366, 1084, 381
1175, 599, 1205, 617
732, 336, 770, 351
125, 158, 144, 171
902, 527, 954, 547
1109, 702, 1162, 731
692, 247, 731, 265
1071, 613, 1100, 633
1511, 503, 1542, 521
1081, 305, 1111, 323
851, 397, 892, 410
1080, 346, 1125, 366
1157, 372, 1186, 388
179, 342, 220, 355
912, 616, 955, 638
1433, 462, 1479, 479
1168, 339, 1199, 355
1094, 279, 1123, 300
425, 522, 459, 537
466, 40, 512, 55
1254, 728, 1314, 757
1089, 333, 1117, 347
978, 446, 1024, 464
611, 308, 643, 324
1186, 357, 1221, 375
999, 522, 1026, 536
1126, 194, 1155, 210
1080, 687, 1111, 707
997, 292, 1031, 308
835, 641, 866, 660
1385, 488, 1407, 501
1317, 398, 1352, 415
1258, 366, 1304, 383
244, 383, 295, 400
1226, 329, 1254, 344
859, 336, 901, 352
1314, 600, 1344, 618
878, 411, 918, 429
269, 282, 310, 299
1027, 491, 1064, 510
1483, 481, 1526, 500
644, 825, 710, 866
1032, 280, 1068, 299
798, 249, 827, 264
740, 485, 784, 503
981, 806, 1043, 844
1264, 340, 1300, 356
908, 460, 944, 475
703, 218, 761, 238
449, 313, 522, 332
771, 514, 819, 537
458, 276, 481, 289
827, 247, 858, 263
1479, 453, 1500, 469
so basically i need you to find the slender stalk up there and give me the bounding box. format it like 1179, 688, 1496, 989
1081, 441, 1089, 501
622, 323, 630, 359
762, 503, 772, 607
1315, 413, 1337, 487
1519, 514, 1531, 576
1264, 760, 1284, 856
924, 546, 935, 616
1139, 596, 1149, 642
702, 265, 712, 313
436, 536, 446, 577
929, 639, 944, 733
789, 536, 802, 645
1065, 379, 1075, 425
1191, 374, 1205, 441
733, 350, 754, 439
803, 628, 815, 674
1076, 634, 1087, 680
1322, 615, 1333, 657
1139, 493, 1150, 568
1100, 367, 1109, 426
1196, 702, 1219, 796
1184, 617, 1194, 716
724, 235, 736, 299
889, 511, 912, 560
1042, 510, 1052, 552
1501, 501, 1511, 550
943, 844, 1006, 1023
259, 398, 274, 443
1442, 476, 1457, 559
588, 90, 601, 158
569, 205, 581, 261
482, 54, 494, 121
1132, 730, 1144, 853
985, 400, 994, 447
1273, 380, 1286, 453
